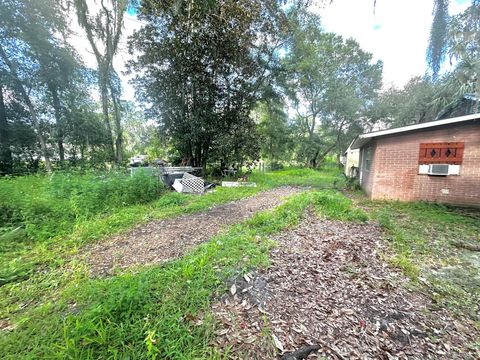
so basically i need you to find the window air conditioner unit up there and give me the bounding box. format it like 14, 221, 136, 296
428, 164, 449, 176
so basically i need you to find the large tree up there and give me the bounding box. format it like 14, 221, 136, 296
282, 10, 382, 167
74, 0, 128, 164
365, 77, 442, 129
129, 0, 289, 169
0, 0, 71, 171
428, 0, 480, 109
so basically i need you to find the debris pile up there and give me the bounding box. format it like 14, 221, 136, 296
221, 181, 257, 188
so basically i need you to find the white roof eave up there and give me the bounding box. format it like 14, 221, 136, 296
350, 113, 480, 149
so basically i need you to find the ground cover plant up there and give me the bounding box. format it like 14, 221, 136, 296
0, 167, 339, 286
249, 165, 343, 189
2, 167, 478, 359
0, 171, 166, 286
0, 167, 339, 341
0, 186, 348, 359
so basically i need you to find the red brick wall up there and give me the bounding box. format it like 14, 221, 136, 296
366, 122, 480, 206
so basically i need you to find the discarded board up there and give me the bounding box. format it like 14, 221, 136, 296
159, 166, 203, 186
172, 178, 184, 193
221, 181, 257, 187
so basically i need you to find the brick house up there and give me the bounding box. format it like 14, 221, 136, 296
350, 114, 480, 207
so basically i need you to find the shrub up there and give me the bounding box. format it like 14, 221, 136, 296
269, 161, 284, 171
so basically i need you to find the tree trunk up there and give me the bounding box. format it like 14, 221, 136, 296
24, 94, 51, 171
310, 147, 320, 168
201, 138, 211, 171
86, 134, 90, 158
0, 83, 13, 174
99, 69, 115, 161
109, 81, 123, 165
49, 84, 65, 161
316, 142, 337, 166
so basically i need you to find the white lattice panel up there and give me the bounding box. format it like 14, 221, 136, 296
181, 173, 204, 194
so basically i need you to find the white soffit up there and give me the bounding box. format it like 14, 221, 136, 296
350, 113, 480, 149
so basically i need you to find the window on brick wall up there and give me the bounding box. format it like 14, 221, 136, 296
364, 147, 372, 171
418, 142, 464, 164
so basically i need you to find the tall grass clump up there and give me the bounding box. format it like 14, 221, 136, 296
0, 171, 166, 243
313, 190, 368, 222
48, 171, 165, 220
0, 171, 166, 285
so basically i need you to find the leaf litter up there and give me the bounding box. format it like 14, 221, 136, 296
212, 213, 479, 359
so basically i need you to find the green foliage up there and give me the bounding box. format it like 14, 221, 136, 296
427, 0, 480, 104
129, 0, 288, 168
312, 191, 368, 222
0, 190, 316, 359
427, 0, 449, 80
0, 0, 119, 174
248, 166, 340, 188
375, 1, 479, 132
122, 101, 166, 160
0, 171, 166, 285
446, 1, 480, 104
281, 9, 382, 167
0, 172, 166, 240
256, 100, 294, 164
366, 77, 441, 128
50, 171, 165, 218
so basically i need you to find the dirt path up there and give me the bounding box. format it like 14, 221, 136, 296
212, 214, 479, 359
87, 186, 301, 275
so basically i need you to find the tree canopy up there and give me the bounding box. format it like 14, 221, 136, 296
280, 10, 382, 166
0, 0, 477, 174
129, 0, 290, 169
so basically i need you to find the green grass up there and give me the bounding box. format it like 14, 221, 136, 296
0, 167, 341, 358
0, 189, 354, 359
0, 166, 341, 358
0, 171, 166, 240
312, 191, 368, 222
4, 165, 476, 358
0, 167, 339, 287
0, 171, 169, 285
362, 199, 480, 316
248, 165, 344, 189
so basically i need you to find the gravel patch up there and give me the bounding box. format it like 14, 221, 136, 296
212, 214, 479, 359
87, 186, 301, 275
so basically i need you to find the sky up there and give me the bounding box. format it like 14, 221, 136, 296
68, 8, 143, 102
70, 0, 472, 102
317, 0, 471, 89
